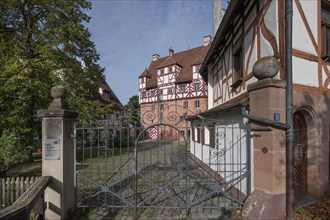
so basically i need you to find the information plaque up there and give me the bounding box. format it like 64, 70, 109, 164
43, 139, 60, 160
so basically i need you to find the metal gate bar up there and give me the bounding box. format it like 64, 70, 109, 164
74, 107, 250, 219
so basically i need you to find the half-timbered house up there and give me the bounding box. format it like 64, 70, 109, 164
191, 0, 330, 218
138, 37, 210, 140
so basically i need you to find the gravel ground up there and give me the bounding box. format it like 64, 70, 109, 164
295, 195, 330, 220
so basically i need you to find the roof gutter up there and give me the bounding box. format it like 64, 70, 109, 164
186, 101, 246, 121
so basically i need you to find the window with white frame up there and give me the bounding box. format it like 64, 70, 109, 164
195, 100, 200, 108
180, 84, 185, 92
184, 101, 188, 108
232, 37, 243, 87
193, 83, 200, 91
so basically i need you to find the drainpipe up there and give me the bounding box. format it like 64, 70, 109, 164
285, 0, 294, 219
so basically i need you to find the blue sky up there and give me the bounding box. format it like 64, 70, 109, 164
86, 0, 218, 105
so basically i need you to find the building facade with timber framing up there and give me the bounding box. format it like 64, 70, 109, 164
194, 0, 330, 218
138, 37, 211, 140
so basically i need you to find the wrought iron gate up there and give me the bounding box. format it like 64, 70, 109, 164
74, 104, 251, 219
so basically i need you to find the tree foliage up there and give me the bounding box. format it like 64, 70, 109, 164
124, 95, 140, 126
0, 131, 32, 174
0, 0, 107, 164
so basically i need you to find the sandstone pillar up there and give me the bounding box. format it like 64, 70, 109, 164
37, 86, 78, 220
242, 78, 287, 219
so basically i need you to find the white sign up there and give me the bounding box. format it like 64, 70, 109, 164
43, 139, 60, 160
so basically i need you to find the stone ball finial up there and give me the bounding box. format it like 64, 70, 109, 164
49, 86, 68, 109
51, 86, 66, 99
252, 56, 280, 80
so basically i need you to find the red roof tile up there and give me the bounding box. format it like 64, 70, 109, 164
144, 45, 208, 89
138, 68, 152, 78
157, 57, 181, 69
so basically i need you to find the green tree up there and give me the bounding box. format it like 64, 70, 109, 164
0, 0, 106, 165
0, 131, 31, 174
125, 95, 140, 126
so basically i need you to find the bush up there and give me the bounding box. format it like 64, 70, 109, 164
0, 131, 32, 174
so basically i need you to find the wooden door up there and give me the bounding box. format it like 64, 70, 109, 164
293, 112, 308, 196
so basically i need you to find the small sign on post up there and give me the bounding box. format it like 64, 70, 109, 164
274, 113, 280, 121
43, 139, 60, 160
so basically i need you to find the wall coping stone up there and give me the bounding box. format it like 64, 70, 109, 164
37, 109, 78, 118
247, 78, 286, 92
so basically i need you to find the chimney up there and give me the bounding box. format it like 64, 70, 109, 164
169, 47, 174, 57
203, 35, 212, 46
152, 54, 160, 61
213, 0, 225, 37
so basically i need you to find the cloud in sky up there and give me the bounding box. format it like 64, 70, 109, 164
86, 0, 214, 104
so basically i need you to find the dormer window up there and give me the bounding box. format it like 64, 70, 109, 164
195, 65, 201, 73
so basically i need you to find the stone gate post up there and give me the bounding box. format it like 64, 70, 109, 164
37, 86, 78, 220
242, 57, 287, 219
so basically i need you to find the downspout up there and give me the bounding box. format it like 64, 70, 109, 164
285, 0, 294, 219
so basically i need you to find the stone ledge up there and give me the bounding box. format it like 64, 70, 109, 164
247, 78, 286, 92
37, 109, 79, 118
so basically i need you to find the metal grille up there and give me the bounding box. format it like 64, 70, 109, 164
74, 105, 251, 219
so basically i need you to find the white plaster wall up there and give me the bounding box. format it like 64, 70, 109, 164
164, 75, 169, 84
244, 29, 257, 75
190, 109, 250, 195
293, 56, 318, 87
263, 0, 278, 43
208, 68, 214, 109
260, 31, 274, 58
205, 128, 210, 145
292, 0, 317, 55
